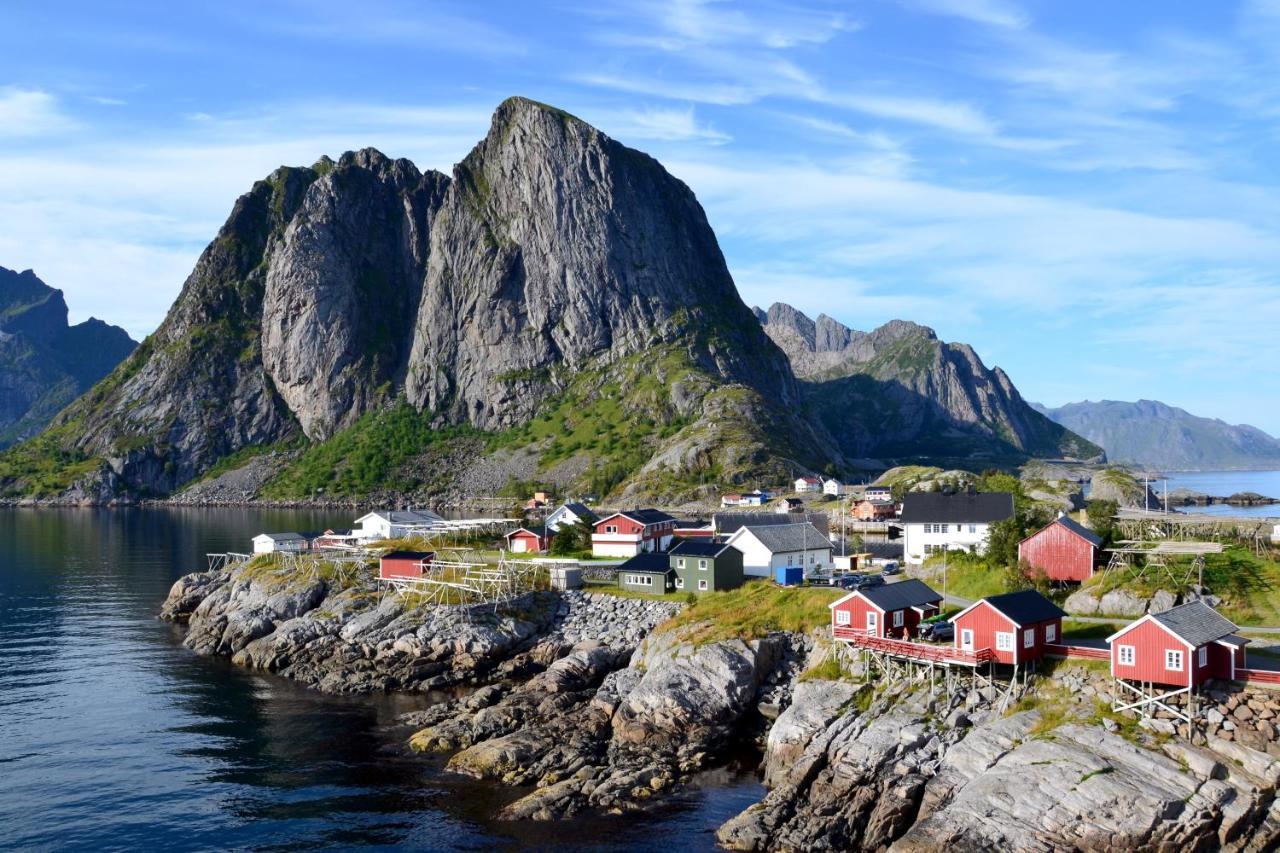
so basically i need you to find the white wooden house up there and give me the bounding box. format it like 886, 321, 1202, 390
724, 522, 833, 578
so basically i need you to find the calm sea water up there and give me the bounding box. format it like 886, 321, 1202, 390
1154, 471, 1280, 518
0, 508, 762, 851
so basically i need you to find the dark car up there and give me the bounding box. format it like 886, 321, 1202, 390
920, 620, 954, 642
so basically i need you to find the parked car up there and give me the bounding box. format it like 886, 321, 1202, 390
920, 620, 954, 642
839, 573, 885, 590
881, 561, 901, 575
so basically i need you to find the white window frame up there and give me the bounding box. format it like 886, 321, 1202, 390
1118, 645, 1135, 666
1023, 628, 1035, 648
960, 628, 974, 650
1198, 646, 1208, 668
1045, 623, 1057, 643
698, 559, 708, 570
893, 610, 904, 628
698, 579, 708, 591
605, 525, 617, 534
835, 610, 851, 626
677, 558, 685, 569
996, 632, 1014, 651
867, 611, 878, 632
675, 578, 684, 589
1165, 649, 1184, 672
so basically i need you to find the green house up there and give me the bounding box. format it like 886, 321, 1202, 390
617, 552, 676, 593
670, 540, 744, 593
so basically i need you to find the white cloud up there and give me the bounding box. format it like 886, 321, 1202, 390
596, 105, 731, 143
902, 0, 1028, 30
0, 87, 77, 138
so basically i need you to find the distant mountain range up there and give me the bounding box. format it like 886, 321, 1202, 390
1033, 399, 1280, 471
758, 304, 1102, 466
0, 267, 136, 448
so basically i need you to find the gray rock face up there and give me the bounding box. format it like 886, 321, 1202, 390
760, 302, 1104, 465
0, 266, 136, 448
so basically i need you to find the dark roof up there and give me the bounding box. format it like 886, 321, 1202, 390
617, 553, 674, 574
979, 590, 1066, 625
670, 540, 734, 558
715, 512, 829, 535
1151, 601, 1239, 647
560, 502, 598, 522
900, 492, 1014, 524
674, 519, 713, 530
1051, 515, 1103, 547
863, 541, 905, 560
735, 522, 832, 553
508, 525, 547, 537
858, 579, 942, 611
257, 531, 308, 541
382, 550, 435, 560
608, 508, 676, 526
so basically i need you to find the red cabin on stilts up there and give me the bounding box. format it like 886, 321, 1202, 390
379, 550, 435, 580
951, 590, 1065, 667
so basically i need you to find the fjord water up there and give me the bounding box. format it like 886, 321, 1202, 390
0, 508, 761, 851
1156, 470, 1280, 517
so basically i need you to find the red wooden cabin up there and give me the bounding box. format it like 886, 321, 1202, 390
379, 550, 435, 580
1107, 601, 1247, 688
951, 590, 1065, 665
829, 579, 942, 640
852, 500, 896, 521
591, 509, 677, 557
1017, 515, 1102, 583
505, 526, 550, 553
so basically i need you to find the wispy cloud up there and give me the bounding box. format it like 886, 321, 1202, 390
0, 87, 77, 137
901, 0, 1029, 30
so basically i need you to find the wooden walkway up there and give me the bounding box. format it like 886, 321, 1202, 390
833, 628, 994, 667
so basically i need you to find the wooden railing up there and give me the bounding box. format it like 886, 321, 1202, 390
833, 627, 994, 666
1240, 668, 1280, 686
1045, 642, 1110, 661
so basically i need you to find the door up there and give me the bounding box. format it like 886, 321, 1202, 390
961, 629, 974, 651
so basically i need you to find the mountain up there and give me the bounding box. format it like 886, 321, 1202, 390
1033, 399, 1280, 470
0, 267, 136, 448
0, 98, 827, 502
757, 304, 1103, 466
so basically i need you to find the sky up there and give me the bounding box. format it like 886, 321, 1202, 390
2, 0, 1280, 433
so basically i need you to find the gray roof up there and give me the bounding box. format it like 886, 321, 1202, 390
555, 502, 598, 523
670, 540, 735, 558
900, 492, 1014, 524
258, 532, 308, 542
369, 509, 444, 525
1151, 601, 1239, 647
859, 579, 943, 611
737, 522, 832, 554
715, 512, 829, 535
1051, 515, 1103, 547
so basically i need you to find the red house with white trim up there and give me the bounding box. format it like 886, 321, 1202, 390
952, 590, 1065, 666
829, 579, 942, 640
591, 509, 677, 557
1107, 601, 1247, 688
505, 525, 550, 553
379, 550, 435, 580
1018, 515, 1103, 583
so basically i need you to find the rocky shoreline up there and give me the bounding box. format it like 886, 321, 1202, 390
161, 560, 1280, 850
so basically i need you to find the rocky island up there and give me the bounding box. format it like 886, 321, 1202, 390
161, 555, 1280, 850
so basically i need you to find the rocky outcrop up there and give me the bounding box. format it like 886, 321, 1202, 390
759, 303, 1103, 466
4, 98, 823, 502
0, 266, 136, 448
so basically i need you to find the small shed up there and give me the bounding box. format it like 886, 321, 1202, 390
506, 525, 550, 553
252, 532, 310, 554
1107, 601, 1247, 688
829, 578, 943, 639
951, 590, 1066, 665
1018, 515, 1102, 583
670, 540, 745, 593
380, 550, 435, 580
775, 566, 804, 586
617, 553, 676, 593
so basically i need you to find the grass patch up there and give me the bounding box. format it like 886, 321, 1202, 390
663, 579, 843, 644
1062, 619, 1126, 640
1078, 766, 1114, 784
798, 655, 845, 683
915, 551, 1006, 601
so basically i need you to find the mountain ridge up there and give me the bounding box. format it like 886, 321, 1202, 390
1034, 399, 1280, 470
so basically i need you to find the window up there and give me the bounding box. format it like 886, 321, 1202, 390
1046, 623, 1057, 643
677, 558, 685, 569
1023, 628, 1035, 648
1118, 645, 1135, 666
996, 632, 1014, 651
643, 575, 653, 586
969, 524, 977, 533
960, 629, 974, 650
1165, 649, 1184, 671
893, 610, 905, 628
698, 579, 708, 591
867, 611, 878, 632
698, 559, 708, 570
675, 577, 684, 589
1198, 647, 1208, 668
605, 525, 617, 534
835, 610, 851, 626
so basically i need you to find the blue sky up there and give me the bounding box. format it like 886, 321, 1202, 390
3, 1, 1280, 433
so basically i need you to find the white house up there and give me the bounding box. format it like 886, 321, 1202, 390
353, 509, 445, 542
545, 502, 597, 533
900, 492, 1014, 565
252, 532, 310, 554
725, 522, 833, 578
822, 478, 842, 496
794, 476, 822, 493
740, 490, 768, 507
775, 497, 804, 514
864, 486, 893, 502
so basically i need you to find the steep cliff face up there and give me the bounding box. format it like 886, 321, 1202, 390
1036, 399, 1280, 470
0, 98, 817, 500
0, 267, 136, 448
759, 303, 1102, 465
